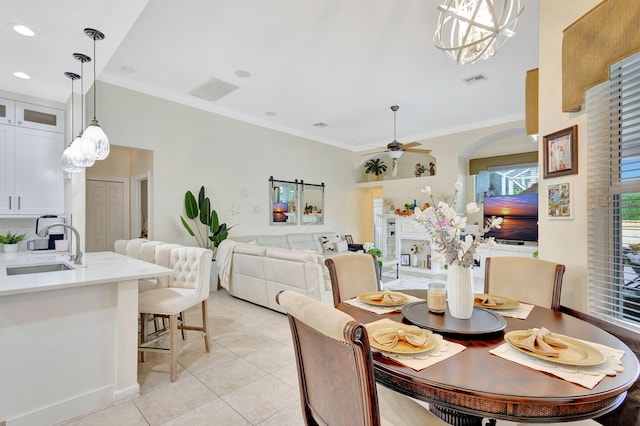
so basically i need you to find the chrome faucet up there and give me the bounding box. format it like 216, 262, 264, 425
38, 223, 83, 265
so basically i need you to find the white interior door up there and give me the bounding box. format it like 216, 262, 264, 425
86, 179, 127, 252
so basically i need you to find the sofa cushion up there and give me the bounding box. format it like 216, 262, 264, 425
234, 243, 267, 256
266, 247, 319, 264
286, 233, 318, 251
334, 240, 349, 252
317, 233, 342, 253
255, 235, 289, 248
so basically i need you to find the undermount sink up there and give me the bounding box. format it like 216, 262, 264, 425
6, 262, 75, 276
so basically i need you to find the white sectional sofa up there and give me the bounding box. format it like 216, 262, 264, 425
217, 232, 350, 312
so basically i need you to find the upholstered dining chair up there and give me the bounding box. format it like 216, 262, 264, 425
484, 256, 566, 311
276, 290, 446, 426
138, 246, 213, 381
325, 252, 380, 307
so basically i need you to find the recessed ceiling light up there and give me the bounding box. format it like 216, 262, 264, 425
13, 71, 31, 80
265, 111, 277, 116
235, 70, 251, 78
11, 24, 35, 37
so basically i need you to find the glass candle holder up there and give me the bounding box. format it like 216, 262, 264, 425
427, 282, 447, 313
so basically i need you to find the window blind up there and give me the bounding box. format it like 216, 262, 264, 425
587, 52, 640, 330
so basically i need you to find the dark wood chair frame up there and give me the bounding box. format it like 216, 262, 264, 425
275, 292, 382, 426
325, 253, 380, 307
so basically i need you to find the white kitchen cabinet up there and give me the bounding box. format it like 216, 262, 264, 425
0, 97, 16, 125
0, 124, 64, 215
0, 98, 64, 132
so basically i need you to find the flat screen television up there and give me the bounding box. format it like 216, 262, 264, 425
483, 193, 538, 243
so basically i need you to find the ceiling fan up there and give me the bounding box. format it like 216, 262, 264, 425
364, 105, 432, 177
364, 105, 432, 157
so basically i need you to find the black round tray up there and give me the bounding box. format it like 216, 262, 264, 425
401, 301, 506, 336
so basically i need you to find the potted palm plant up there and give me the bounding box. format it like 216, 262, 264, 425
0, 231, 27, 252
364, 158, 388, 181
181, 186, 234, 291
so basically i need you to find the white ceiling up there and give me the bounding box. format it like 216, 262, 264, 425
1, 0, 539, 152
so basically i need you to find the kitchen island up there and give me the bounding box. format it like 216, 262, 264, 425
0, 251, 173, 426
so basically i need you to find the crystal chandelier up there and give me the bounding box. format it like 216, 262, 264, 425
433, 0, 525, 65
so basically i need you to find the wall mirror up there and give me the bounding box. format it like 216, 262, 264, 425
269, 177, 298, 226
301, 181, 324, 225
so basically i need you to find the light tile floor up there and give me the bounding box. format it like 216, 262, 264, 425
62, 289, 598, 426
62, 290, 303, 426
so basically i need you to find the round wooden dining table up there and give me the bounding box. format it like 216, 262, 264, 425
338, 290, 640, 425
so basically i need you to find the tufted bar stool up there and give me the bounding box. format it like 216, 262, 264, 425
138, 246, 213, 381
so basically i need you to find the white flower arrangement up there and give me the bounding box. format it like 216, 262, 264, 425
363, 242, 382, 268
410, 244, 422, 254
413, 181, 503, 268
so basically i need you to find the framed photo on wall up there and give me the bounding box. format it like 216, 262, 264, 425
548, 182, 573, 219
543, 125, 578, 178
400, 254, 410, 266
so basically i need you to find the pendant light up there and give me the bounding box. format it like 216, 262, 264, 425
433, 0, 525, 65
71, 52, 96, 168
60, 71, 83, 173
82, 28, 109, 161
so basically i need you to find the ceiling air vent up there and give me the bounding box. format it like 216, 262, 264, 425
463, 73, 488, 85
313, 122, 329, 128
189, 78, 239, 102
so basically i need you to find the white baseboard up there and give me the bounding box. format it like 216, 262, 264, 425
7, 385, 114, 426
113, 383, 140, 404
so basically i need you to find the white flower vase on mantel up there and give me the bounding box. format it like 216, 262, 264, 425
447, 260, 474, 319
412, 255, 419, 267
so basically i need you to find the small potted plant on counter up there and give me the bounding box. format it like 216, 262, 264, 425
0, 231, 27, 252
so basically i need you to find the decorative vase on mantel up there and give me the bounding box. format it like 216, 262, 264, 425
447, 260, 474, 319
3, 244, 18, 253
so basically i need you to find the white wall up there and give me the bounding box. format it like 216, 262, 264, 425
538, 0, 601, 311
94, 82, 361, 244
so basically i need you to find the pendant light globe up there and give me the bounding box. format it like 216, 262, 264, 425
82, 118, 109, 160
83, 28, 109, 161
72, 133, 96, 167
60, 71, 83, 173
61, 142, 85, 172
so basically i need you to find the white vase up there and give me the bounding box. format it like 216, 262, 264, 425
447, 260, 474, 319
412, 255, 419, 267
3, 244, 18, 253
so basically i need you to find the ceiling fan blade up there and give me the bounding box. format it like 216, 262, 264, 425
402, 141, 421, 149
404, 148, 432, 154
360, 150, 388, 156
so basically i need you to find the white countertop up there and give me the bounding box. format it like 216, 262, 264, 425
0, 251, 173, 297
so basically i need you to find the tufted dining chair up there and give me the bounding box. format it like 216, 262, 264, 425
325, 252, 380, 307
276, 290, 446, 426
484, 256, 566, 311
138, 246, 213, 381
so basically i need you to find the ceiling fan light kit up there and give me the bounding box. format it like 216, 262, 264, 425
433, 0, 526, 65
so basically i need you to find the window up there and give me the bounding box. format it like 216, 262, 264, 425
475, 164, 538, 202
587, 52, 640, 329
